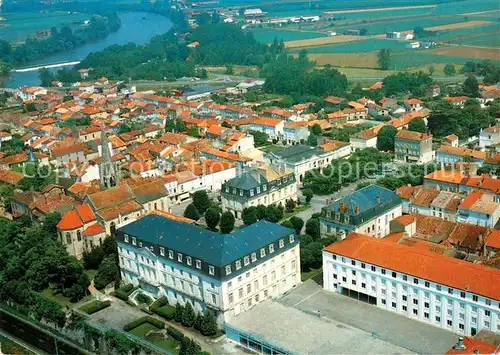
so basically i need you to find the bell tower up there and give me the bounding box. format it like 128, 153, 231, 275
99, 124, 119, 190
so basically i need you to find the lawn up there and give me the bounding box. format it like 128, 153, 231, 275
0, 11, 91, 43
247, 27, 328, 44
301, 267, 322, 282
259, 145, 285, 153
129, 323, 179, 354
41, 286, 72, 307
0, 335, 35, 355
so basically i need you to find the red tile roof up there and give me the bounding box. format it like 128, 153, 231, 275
57, 210, 83, 230
424, 170, 466, 185
446, 336, 498, 355
396, 130, 432, 141
324, 232, 500, 299
252, 117, 283, 127
486, 230, 500, 250
83, 223, 105, 236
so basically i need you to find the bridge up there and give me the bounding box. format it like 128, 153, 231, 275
13, 61, 81, 73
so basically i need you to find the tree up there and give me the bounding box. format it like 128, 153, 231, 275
219, 211, 235, 234
463, 75, 479, 97
305, 217, 320, 240
250, 131, 269, 147
205, 208, 220, 230
39, 68, 55, 87
242, 207, 257, 225
180, 337, 201, 355
255, 205, 267, 220
188, 126, 199, 137
307, 134, 318, 147
408, 118, 427, 133
192, 190, 211, 214
311, 123, 322, 136
289, 216, 304, 235
265, 205, 283, 223
377, 125, 398, 151
181, 302, 196, 327
184, 203, 201, 220
378, 49, 391, 70
285, 199, 296, 213
428, 65, 436, 76
94, 255, 119, 290
174, 303, 183, 323
200, 311, 217, 336
43, 211, 61, 235
225, 65, 234, 75
443, 63, 456, 76
302, 189, 313, 203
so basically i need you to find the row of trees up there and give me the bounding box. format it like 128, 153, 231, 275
303, 148, 393, 195
183, 190, 236, 233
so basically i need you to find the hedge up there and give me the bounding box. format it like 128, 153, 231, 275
150, 296, 168, 311
167, 326, 184, 341
153, 305, 176, 320
79, 300, 111, 315
115, 289, 129, 302
123, 316, 165, 332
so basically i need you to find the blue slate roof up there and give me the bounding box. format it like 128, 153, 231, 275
118, 215, 294, 267
323, 184, 401, 216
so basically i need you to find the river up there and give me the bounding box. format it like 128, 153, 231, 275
2, 11, 172, 88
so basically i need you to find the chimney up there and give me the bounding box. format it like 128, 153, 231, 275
453, 337, 466, 351
355, 206, 359, 215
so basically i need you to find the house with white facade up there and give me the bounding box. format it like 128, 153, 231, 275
117, 213, 300, 325
457, 190, 500, 228
479, 126, 500, 151
320, 185, 402, 239
264, 145, 338, 184
322, 233, 500, 336
248, 118, 284, 141
394, 130, 434, 164
221, 165, 296, 219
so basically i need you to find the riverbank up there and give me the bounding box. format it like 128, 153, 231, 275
1, 12, 173, 88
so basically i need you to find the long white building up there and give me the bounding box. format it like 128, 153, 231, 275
117, 211, 300, 324
323, 233, 500, 336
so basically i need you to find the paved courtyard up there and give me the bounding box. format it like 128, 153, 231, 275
278, 279, 457, 354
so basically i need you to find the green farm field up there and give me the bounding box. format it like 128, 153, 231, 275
247, 27, 328, 43
0, 11, 91, 43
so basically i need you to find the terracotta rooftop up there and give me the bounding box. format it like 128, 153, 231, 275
424, 170, 466, 185
396, 129, 432, 141
446, 335, 499, 355
438, 145, 486, 160
324, 232, 500, 299
149, 210, 195, 224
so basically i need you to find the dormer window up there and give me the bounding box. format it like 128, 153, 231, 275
250, 189, 254, 197
239, 190, 243, 197
269, 244, 274, 253
260, 248, 266, 258
209, 266, 215, 275
251, 252, 257, 262
177, 253, 183, 262
289, 234, 295, 243
236, 260, 242, 270
244, 256, 249, 266
187, 256, 192, 266
195, 259, 201, 269
132, 237, 137, 246
124, 234, 129, 243
225, 265, 232, 275
279, 239, 284, 248
168, 250, 174, 259
263, 185, 267, 191
159, 247, 165, 256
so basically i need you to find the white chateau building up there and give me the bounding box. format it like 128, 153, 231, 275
323, 233, 500, 336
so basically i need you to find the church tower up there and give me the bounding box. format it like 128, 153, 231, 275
99, 124, 119, 190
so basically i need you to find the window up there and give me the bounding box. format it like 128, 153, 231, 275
381, 299, 386, 305
403, 295, 407, 301
448, 288, 453, 294
486, 299, 491, 306
460, 291, 465, 298
186, 256, 192, 266
269, 244, 274, 253
244, 256, 250, 266
447, 320, 452, 327
247, 284, 251, 294
211, 294, 216, 304
424, 312, 429, 319
413, 309, 418, 315
402, 305, 407, 312
459, 324, 464, 331
225, 265, 232, 275
485, 310, 491, 317
229, 293, 234, 305
413, 278, 418, 284
424, 302, 429, 309
209, 266, 215, 275
361, 282, 366, 288
342, 277, 347, 282
352, 270, 356, 276
260, 248, 266, 257
352, 280, 357, 285
289, 234, 295, 243
436, 285, 441, 291
371, 266, 376, 272
65, 233, 71, 244
436, 316, 441, 322
160, 247, 165, 256
381, 269, 386, 275
168, 250, 174, 259
177, 254, 183, 262
361, 263, 365, 269
279, 239, 284, 248
132, 237, 137, 246
425, 281, 430, 288
251, 253, 257, 262
195, 260, 201, 269
392, 272, 397, 278
351, 260, 356, 266
392, 302, 396, 308
239, 288, 243, 298
124, 234, 129, 243
235, 260, 241, 270
413, 299, 418, 305
473, 295, 478, 302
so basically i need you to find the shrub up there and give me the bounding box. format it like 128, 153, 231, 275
123, 316, 164, 332
150, 296, 168, 311
167, 326, 184, 341
120, 284, 134, 294
153, 305, 176, 320
115, 289, 129, 302
135, 293, 153, 305
79, 300, 111, 314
